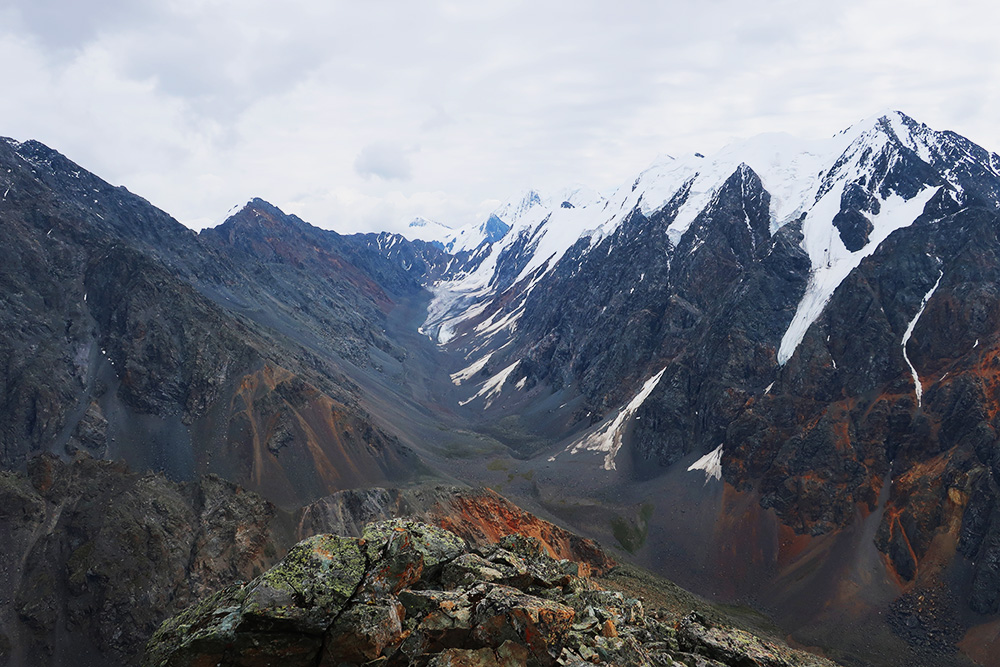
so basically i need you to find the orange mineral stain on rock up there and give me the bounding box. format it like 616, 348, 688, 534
428, 488, 614, 575
217, 363, 406, 507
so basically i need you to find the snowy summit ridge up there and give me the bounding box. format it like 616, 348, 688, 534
419, 111, 994, 367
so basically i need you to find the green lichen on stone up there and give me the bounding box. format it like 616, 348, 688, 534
241, 533, 366, 632
362, 519, 467, 569
141, 583, 248, 667
441, 553, 508, 589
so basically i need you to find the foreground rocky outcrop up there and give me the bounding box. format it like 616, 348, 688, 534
144, 519, 837, 667
0, 454, 621, 667
297, 486, 616, 576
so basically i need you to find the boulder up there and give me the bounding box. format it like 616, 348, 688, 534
323, 595, 406, 664
240, 533, 366, 633
470, 583, 576, 665
362, 519, 468, 594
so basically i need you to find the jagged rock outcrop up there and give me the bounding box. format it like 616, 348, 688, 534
144, 519, 837, 667
296, 486, 615, 575
0, 455, 620, 667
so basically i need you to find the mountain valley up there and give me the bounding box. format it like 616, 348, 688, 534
2, 111, 1000, 666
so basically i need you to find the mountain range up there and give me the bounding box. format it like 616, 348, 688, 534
2, 111, 1000, 666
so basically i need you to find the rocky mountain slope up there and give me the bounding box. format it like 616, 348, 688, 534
0, 454, 613, 666
143, 518, 838, 667
0, 138, 446, 507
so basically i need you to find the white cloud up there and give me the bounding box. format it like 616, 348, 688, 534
354, 142, 415, 181
0, 0, 997, 234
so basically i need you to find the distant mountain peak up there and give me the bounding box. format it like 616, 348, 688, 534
399, 216, 455, 250
407, 216, 440, 229
208, 198, 311, 243
493, 189, 546, 225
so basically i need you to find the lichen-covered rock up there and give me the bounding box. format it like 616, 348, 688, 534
495, 534, 547, 560
426, 647, 500, 667
674, 612, 828, 667
479, 537, 576, 590
399, 589, 474, 632
470, 583, 576, 665
144, 520, 840, 667
323, 595, 406, 664
423, 640, 530, 667
241, 533, 366, 633
441, 553, 509, 589
362, 519, 467, 594
477, 546, 529, 580
495, 640, 531, 667
141, 533, 366, 667
142, 584, 254, 667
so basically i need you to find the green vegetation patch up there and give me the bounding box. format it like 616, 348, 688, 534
610, 502, 655, 554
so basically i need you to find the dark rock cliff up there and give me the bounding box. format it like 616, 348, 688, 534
0, 455, 289, 667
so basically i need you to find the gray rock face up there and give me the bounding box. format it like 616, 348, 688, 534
0, 455, 285, 667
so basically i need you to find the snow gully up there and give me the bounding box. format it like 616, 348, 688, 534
902, 268, 943, 409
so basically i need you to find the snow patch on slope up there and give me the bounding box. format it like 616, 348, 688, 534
458, 360, 520, 408
687, 444, 723, 483
777, 185, 939, 364
561, 368, 666, 471
450, 352, 493, 385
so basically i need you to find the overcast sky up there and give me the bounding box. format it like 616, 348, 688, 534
1, 0, 997, 234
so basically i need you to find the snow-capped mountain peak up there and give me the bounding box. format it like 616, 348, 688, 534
401, 216, 456, 248
493, 189, 544, 224
423, 110, 990, 371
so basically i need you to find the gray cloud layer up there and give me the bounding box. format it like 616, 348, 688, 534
0, 0, 997, 233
